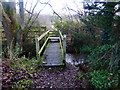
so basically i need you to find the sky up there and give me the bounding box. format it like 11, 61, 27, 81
23, 0, 84, 15
3, 0, 120, 15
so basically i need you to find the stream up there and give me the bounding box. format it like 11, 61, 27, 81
66, 53, 88, 65
66, 53, 89, 88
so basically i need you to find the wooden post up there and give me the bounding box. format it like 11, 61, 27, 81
35, 35, 40, 60
47, 31, 49, 44
63, 35, 66, 61
38, 37, 49, 56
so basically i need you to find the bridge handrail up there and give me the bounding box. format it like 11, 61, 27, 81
37, 30, 50, 41
35, 30, 66, 62
35, 30, 50, 60
59, 30, 64, 40
59, 30, 66, 60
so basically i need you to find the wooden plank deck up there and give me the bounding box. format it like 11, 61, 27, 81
42, 37, 64, 66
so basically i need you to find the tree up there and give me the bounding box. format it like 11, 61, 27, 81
83, 1, 120, 44
2, 2, 19, 58
1, 0, 51, 59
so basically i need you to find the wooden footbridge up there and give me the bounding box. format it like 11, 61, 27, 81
35, 30, 66, 66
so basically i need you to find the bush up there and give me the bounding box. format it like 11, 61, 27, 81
71, 30, 95, 53
88, 70, 119, 89
87, 43, 120, 71
76, 73, 84, 80
87, 44, 111, 70
54, 19, 100, 53
86, 42, 120, 89
11, 58, 40, 73
3, 58, 42, 89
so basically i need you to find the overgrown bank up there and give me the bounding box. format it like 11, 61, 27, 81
2, 58, 41, 89
53, 2, 120, 89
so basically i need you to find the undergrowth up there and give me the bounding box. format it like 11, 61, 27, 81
2, 58, 42, 89
86, 42, 120, 89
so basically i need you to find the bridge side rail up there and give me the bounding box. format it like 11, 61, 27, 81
35, 30, 50, 60
49, 30, 59, 37
59, 30, 66, 61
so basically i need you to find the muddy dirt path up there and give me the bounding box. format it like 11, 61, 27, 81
31, 64, 84, 88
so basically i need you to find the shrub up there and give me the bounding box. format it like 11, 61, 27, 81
86, 42, 120, 89
71, 30, 95, 53
76, 73, 84, 80
87, 43, 120, 71
6, 58, 42, 89
11, 58, 40, 74
88, 70, 119, 89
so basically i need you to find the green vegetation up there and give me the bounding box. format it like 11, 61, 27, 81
88, 70, 119, 89
54, 1, 120, 89
87, 43, 120, 89
1, 0, 120, 89
76, 73, 84, 80
3, 58, 42, 89
11, 58, 40, 73
10, 58, 40, 88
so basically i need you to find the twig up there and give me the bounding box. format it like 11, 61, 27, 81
25, 0, 28, 9
24, 8, 32, 14
24, 0, 51, 37
100, 44, 117, 60
25, 0, 39, 28
29, 0, 51, 27
48, 3, 62, 22
29, 0, 33, 16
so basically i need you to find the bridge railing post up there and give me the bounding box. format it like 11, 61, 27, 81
63, 35, 66, 61
35, 35, 40, 60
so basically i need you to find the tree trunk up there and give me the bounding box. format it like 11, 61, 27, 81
17, 0, 24, 47
2, 2, 18, 59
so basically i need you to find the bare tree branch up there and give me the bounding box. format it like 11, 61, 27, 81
25, 0, 39, 28
24, 8, 32, 14
66, 5, 73, 20
25, 0, 28, 9
31, 0, 39, 14
23, 0, 51, 38
67, 7, 83, 16
29, 0, 51, 28
39, 0, 49, 4
29, 0, 33, 13
48, 3, 62, 22
25, 0, 62, 28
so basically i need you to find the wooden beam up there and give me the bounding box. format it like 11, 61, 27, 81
59, 30, 64, 40
59, 37, 64, 58
35, 35, 40, 60
59, 30, 66, 61
63, 35, 66, 60
38, 37, 49, 56
37, 30, 50, 41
